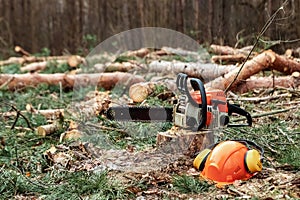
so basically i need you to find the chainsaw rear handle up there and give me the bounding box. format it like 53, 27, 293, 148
227, 103, 252, 127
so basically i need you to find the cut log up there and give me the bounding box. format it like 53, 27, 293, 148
72, 91, 111, 118
210, 44, 254, 56
20, 61, 48, 72
2, 107, 64, 120
235, 75, 300, 93
37, 122, 60, 137
60, 130, 82, 141
161, 47, 200, 57
129, 82, 156, 102
26, 104, 64, 119
211, 54, 246, 64
148, 60, 237, 82
270, 52, 300, 74
128, 80, 176, 103
94, 62, 141, 72
205, 50, 300, 91
0, 72, 145, 90
20, 60, 68, 72
0, 55, 83, 66
14, 46, 31, 57
67, 55, 83, 68
126, 48, 150, 58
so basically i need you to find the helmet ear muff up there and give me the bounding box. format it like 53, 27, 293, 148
193, 148, 211, 171
244, 149, 263, 173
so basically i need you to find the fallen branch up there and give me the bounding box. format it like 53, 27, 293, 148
0, 72, 145, 90
15, 46, 31, 57
26, 104, 65, 119
232, 106, 297, 122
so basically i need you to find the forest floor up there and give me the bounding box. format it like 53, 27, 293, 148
0, 46, 299, 199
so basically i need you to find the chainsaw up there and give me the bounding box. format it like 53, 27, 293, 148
106, 73, 252, 131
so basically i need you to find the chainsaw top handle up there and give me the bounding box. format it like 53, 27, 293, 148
189, 78, 207, 130
176, 73, 207, 131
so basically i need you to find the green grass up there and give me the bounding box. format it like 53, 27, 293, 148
0, 169, 128, 199
1, 53, 299, 199
222, 120, 300, 170
172, 174, 211, 194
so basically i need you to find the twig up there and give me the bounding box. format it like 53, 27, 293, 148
262, 141, 279, 154
277, 127, 295, 144
4, 126, 32, 131
231, 106, 297, 122
84, 122, 127, 134
228, 93, 291, 102
1, 103, 34, 130
225, 0, 289, 93
0, 76, 14, 90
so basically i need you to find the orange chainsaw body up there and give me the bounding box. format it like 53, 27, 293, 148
190, 90, 228, 128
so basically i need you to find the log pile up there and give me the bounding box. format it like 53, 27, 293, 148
1, 44, 300, 150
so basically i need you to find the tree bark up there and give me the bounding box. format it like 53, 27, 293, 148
156, 128, 214, 157
37, 122, 60, 137
210, 44, 254, 56
148, 60, 237, 82
0, 72, 145, 90
94, 62, 141, 73
235, 75, 300, 93
0, 55, 83, 66
211, 54, 246, 64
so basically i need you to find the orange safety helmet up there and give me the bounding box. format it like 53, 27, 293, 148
193, 140, 264, 185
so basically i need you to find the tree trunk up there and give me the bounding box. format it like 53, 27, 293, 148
149, 60, 237, 82
235, 75, 300, 93
206, 50, 300, 91
0, 72, 145, 90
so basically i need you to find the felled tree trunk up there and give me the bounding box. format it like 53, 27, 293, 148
210, 44, 254, 56
211, 54, 246, 64
148, 60, 236, 82
94, 62, 142, 72
206, 50, 300, 91
0, 55, 83, 67
0, 72, 145, 90
235, 75, 300, 93
20, 60, 66, 72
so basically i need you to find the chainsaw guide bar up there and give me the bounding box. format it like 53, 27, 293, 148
106, 106, 174, 122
